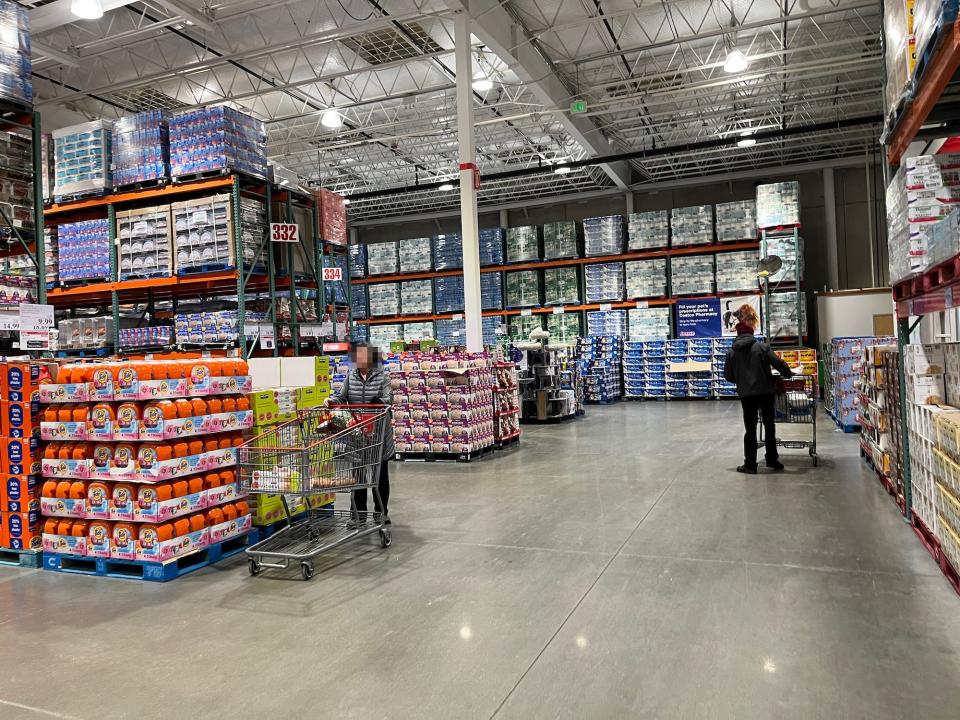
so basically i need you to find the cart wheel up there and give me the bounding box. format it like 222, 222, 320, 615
380, 529, 392, 548
301, 562, 314, 581
248, 559, 261, 576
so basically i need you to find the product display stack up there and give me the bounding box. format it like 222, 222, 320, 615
628, 306, 671, 340
116, 205, 173, 280
576, 336, 622, 403
622, 340, 667, 398
351, 284, 368, 320
434, 274, 464, 313
827, 337, 883, 430
505, 270, 541, 307
367, 240, 399, 276
386, 350, 495, 460
543, 267, 580, 305
400, 279, 432, 315
0, 0, 31, 107
627, 211, 669, 250
111, 111, 170, 188
52, 120, 113, 201
542, 221, 578, 259
0, 124, 35, 255
858, 342, 901, 489
584, 262, 624, 302
624, 259, 667, 298
368, 282, 400, 317
38, 358, 257, 580
57, 219, 111, 283
712, 338, 736, 397
546, 313, 580, 344
583, 215, 624, 256
665, 338, 713, 398
506, 226, 540, 263
508, 314, 543, 342
493, 361, 521, 444
671, 255, 715, 295
368, 324, 401, 351
671, 206, 714, 246
349, 243, 367, 279
714, 200, 756, 242
715, 251, 759, 292
432, 233, 463, 270
480, 272, 503, 310
399, 237, 432, 272
586, 309, 627, 337
169, 106, 266, 179
478, 228, 506, 266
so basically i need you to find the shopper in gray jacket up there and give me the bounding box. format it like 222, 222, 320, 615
327, 343, 394, 524
724, 320, 794, 474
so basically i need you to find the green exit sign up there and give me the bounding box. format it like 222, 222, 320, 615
570, 99, 587, 114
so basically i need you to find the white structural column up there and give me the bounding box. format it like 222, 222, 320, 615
823, 168, 840, 290
454, 12, 483, 351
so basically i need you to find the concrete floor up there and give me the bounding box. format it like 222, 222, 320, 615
2, 402, 959, 720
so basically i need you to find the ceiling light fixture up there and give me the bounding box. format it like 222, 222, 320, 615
737, 129, 756, 147
343, 198, 351, 205
71, 0, 103, 19
472, 73, 493, 92
554, 164, 572, 175
723, 49, 748, 74
320, 109, 343, 129
438, 183, 455, 192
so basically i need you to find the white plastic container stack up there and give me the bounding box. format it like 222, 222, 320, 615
627, 211, 669, 250
671, 206, 714, 246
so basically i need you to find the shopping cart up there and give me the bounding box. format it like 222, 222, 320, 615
239, 405, 392, 580
758, 374, 818, 466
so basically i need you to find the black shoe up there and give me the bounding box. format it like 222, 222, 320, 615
737, 464, 758, 474
374, 512, 391, 526
766, 460, 785, 471
347, 516, 368, 530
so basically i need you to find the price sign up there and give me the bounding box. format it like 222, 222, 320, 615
0, 310, 19, 331
259, 324, 276, 350
452, 313, 464, 321
599, 303, 613, 312
321, 266, 343, 282
636, 300, 649, 309
299, 324, 322, 338
19, 303, 53, 332
552, 306, 565, 315
520, 308, 532, 317
270, 222, 299, 243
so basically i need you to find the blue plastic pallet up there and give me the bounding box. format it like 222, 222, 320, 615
43, 533, 250, 582
0, 547, 42, 569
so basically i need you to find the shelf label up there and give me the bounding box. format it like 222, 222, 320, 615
299, 324, 322, 338
452, 313, 464, 321
552, 306, 565, 314
520, 308, 532, 317
947, 287, 954, 308
599, 303, 613, 312
260, 325, 275, 350
636, 300, 649, 309
0, 310, 18, 331
19, 303, 53, 351
270, 222, 299, 243
192, 210, 209, 225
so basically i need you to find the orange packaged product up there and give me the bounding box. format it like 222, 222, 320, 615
171, 517, 191, 537
56, 519, 73, 536
115, 402, 141, 433
218, 436, 232, 450
222, 503, 238, 522
69, 480, 86, 499
54, 480, 73, 498
155, 400, 177, 419
172, 440, 189, 458
41, 479, 58, 497
136, 484, 158, 508
71, 520, 88, 537
91, 443, 113, 473
219, 469, 235, 486
236, 359, 249, 376
234, 500, 249, 517
221, 397, 236, 413
57, 443, 74, 460
175, 398, 193, 418
89, 402, 115, 433
205, 507, 224, 526
190, 397, 208, 417
235, 396, 250, 411
168, 361, 188, 380
56, 405, 73, 422
43, 443, 59, 460
136, 443, 162, 471
189, 361, 210, 385
132, 362, 152, 382
71, 443, 90, 461
206, 397, 223, 415
204, 472, 221, 490
154, 482, 173, 502
154, 443, 172, 462
71, 404, 90, 423
138, 523, 172, 546
188, 514, 205, 533
187, 475, 203, 496
43, 518, 59, 534
188, 439, 204, 456
44, 404, 59, 422
87, 480, 111, 509
171, 478, 188, 498
232, 434, 244, 448
88, 519, 112, 543
204, 438, 218, 453
112, 522, 137, 548
150, 362, 167, 380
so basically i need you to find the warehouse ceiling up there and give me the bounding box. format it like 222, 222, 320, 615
27, 0, 883, 221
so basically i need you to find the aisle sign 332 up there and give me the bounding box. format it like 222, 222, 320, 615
270, 222, 299, 243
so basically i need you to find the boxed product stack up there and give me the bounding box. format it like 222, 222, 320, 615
546, 313, 580, 344
116, 205, 172, 280
0, 128, 34, 246
883, 0, 915, 118
53, 120, 113, 199
508, 314, 543, 341
622, 341, 667, 398
57, 317, 114, 350
583, 215, 625, 256
506, 226, 540, 263
39, 359, 257, 568
118, 326, 173, 350
111, 111, 170, 187
670, 255, 715, 295
403, 322, 434, 341
576, 336, 623, 402
367, 241, 399, 276
586, 309, 627, 337
665, 338, 714, 398
627, 211, 669, 250
715, 200, 756, 242
478, 228, 505, 266
481, 272, 503, 310
584, 262, 624, 302
171, 194, 257, 273
400, 279, 432, 315
323, 256, 348, 305
755, 181, 800, 228
542, 221, 578, 259
543, 267, 580, 305
715, 250, 759, 292
237, 197, 267, 269
43, 228, 58, 287
671, 206, 714, 246
348, 243, 367, 279
398, 237, 432, 272
493, 361, 521, 444
387, 351, 495, 457
434, 275, 464, 313
767, 292, 807, 338
169, 106, 266, 179
328, 355, 350, 394
924, 206, 960, 268
859, 342, 900, 482
482, 316, 503, 346
712, 338, 737, 397
368, 324, 402, 351
505, 270, 541, 307
368, 282, 401, 317
774, 347, 818, 378
628, 306, 671, 340
0, 0, 31, 107
432, 232, 463, 270
434, 317, 464, 345
624, 259, 667, 298
57, 219, 111, 282
828, 337, 877, 427
315, 188, 347, 246
174, 309, 263, 345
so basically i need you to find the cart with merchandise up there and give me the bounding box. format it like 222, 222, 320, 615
759, 375, 818, 466
239, 405, 391, 580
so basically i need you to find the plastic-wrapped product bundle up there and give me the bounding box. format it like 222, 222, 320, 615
670, 255, 715, 295
111, 111, 170, 187
40, 133, 53, 202
715, 250, 759, 292
435, 317, 466, 344
506, 226, 541, 263
508, 314, 544, 341
368, 282, 401, 316
351, 283, 368, 319
324, 255, 349, 306
715, 200, 756, 242
172, 193, 262, 272
368, 323, 402, 351
432, 232, 463, 270
0, 1, 31, 107
315, 188, 347, 246
479, 228, 505, 266
398, 236, 432, 273
482, 315, 503, 345
543, 220, 579, 259
883, 0, 915, 118
914, 0, 958, 73
762, 233, 804, 283
628, 307, 671, 340
119, 326, 173, 350
712, 337, 737, 397
583, 215, 625, 256
586, 309, 627, 337
0, 128, 33, 243
238, 197, 267, 269
349, 243, 367, 279
53, 120, 113, 198
116, 205, 172, 280
622, 341, 670, 397
403, 321, 434, 341
169, 106, 266, 179
576, 335, 623, 402
767, 292, 807, 338
434, 274, 465, 313
367, 240, 399, 275
57, 219, 111, 282
584, 262, 624, 302
505, 270, 541, 307
670, 206, 714, 246
481, 272, 503, 310
400, 279, 433, 315
624, 259, 667, 298
755, 181, 800, 228
351, 324, 369, 343
627, 211, 669, 250
543, 267, 580, 305
44, 227, 58, 286
546, 313, 581, 344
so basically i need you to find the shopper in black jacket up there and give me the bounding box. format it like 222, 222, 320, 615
724, 320, 794, 474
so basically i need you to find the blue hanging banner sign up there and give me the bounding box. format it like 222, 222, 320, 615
675, 298, 722, 338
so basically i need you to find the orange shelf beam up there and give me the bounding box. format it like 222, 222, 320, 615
44, 176, 237, 218
887, 22, 960, 165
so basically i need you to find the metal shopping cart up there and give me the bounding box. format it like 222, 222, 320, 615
758, 374, 818, 466
239, 405, 391, 580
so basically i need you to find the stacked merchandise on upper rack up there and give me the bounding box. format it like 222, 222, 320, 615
757, 181, 805, 341
671, 255, 715, 296
432, 233, 463, 270
0, 0, 31, 108
583, 215, 624, 256
399, 237, 432, 273
348, 243, 367, 279
493, 361, 521, 444
479, 228, 505, 266
508, 314, 543, 342
542, 221, 578, 259
627, 306, 671, 341
169, 106, 266, 179
367, 241, 399, 276
576, 336, 622, 403
715, 200, 756, 242
671, 206, 713, 246
0, 115, 40, 304
506, 226, 540, 263
627, 211, 669, 250
546, 312, 581, 345
625, 259, 667, 299
111, 111, 169, 188
53, 121, 112, 200
882, 0, 915, 125
586, 309, 627, 338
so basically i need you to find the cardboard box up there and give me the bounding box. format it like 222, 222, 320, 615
1, 399, 41, 438
249, 357, 282, 390
1, 509, 41, 550
911, 375, 945, 405
905, 344, 946, 375
0, 361, 57, 402
296, 386, 329, 410
1, 473, 40, 512
1, 436, 40, 476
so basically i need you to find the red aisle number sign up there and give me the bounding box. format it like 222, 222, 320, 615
270, 222, 299, 243
322, 267, 343, 282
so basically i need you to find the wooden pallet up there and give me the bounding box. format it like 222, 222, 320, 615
912, 511, 960, 597
0, 547, 41, 569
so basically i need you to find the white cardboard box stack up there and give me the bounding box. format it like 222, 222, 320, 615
904, 344, 947, 533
